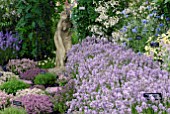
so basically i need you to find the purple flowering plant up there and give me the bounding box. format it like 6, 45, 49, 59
15, 94, 53, 114
65, 36, 170, 114
6, 58, 37, 75
0, 90, 13, 109
20, 68, 47, 81
0, 31, 21, 66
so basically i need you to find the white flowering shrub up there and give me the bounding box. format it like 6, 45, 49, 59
15, 88, 46, 98
66, 37, 170, 114
0, 71, 19, 86
71, 0, 132, 41
88, 0, 120, 37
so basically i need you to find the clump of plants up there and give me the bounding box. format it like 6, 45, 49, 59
0, 106, 27, 114
15, 0, 56, 59
0, 71, 19, 86
65, 36, 170, 114
15, 88, 46, 98
6, 58, 37, 75
34, 73, 56, 86
0, 31, 21, 66
0, 78, 30, 94
0, 0, 20, 31
53, 79, 75, 113
20, 68, 47, 81
120, 1, 168, 53
38, 57, 56, 69
15, 94, 53, 114
145, 29, 170, 71
0, 90, 13, 109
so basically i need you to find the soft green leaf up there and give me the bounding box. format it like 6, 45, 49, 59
164, 0, 170, 3
28, 33, 33, 40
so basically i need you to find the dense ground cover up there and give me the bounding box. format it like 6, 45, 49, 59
1, 0, 170, 114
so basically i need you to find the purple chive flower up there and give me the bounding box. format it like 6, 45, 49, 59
132, 27, 137, 33
159, 23, 164, 27
147, 6, 151, 10
149, 13, 153, 17
125, 14, 129, 18
128, 38, 133, 41
156, 28, 161, 32
166, 17, 170, 21
142, 19, 148, 24
121, 26, 127, 32
156, 16, 161, 18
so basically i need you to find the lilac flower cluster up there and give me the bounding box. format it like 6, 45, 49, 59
15, 94, 53, 114
0, 90, 13, 109
20, 68, 47, 81
0, 31, 20, 51
6, 58, 37, 75
66, 36, 170, 114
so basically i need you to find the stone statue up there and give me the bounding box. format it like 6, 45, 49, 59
54, 0, 73, 69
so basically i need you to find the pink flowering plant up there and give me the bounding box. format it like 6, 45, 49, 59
15, 94, 53, 114
66, 36, 170, 114
6, 58, 37, 75
20, 68, 47, 81
0, 90, 13, 109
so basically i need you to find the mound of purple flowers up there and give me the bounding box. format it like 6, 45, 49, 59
0, 31, 20, 51
20, 68, 47, 81
0, 31, 21, 65
15, 94, 53, 114
6, 58, 37, 75
66, 36, 170, 114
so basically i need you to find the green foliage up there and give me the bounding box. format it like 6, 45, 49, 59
71, 0, 132, 41
71, 31, 79, 45
38, 57, 55, 69
0, 78, 30, 94
58, 79, 68, 87
34, 73, 56, 86
15, 0, 56, 59
153, 0, 170, 20
0, 107, 27, 114
70, 0, 99, 41
53, 82, 74, 113
0, 0, 20, 32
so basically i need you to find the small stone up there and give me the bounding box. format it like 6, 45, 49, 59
46, 87, 62, 94
0, 66, 3, 71
32, 85, 46, 90
20, 79, 33, 85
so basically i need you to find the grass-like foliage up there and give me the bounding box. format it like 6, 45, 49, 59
0, 78, 30, 94
0, 107, 27, 114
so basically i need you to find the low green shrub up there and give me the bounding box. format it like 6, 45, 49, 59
34, 73, 56, 86
0, 78, 30, 94
0, 106, 27, 114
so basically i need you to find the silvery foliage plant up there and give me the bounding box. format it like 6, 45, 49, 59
66, 36, 170, 114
